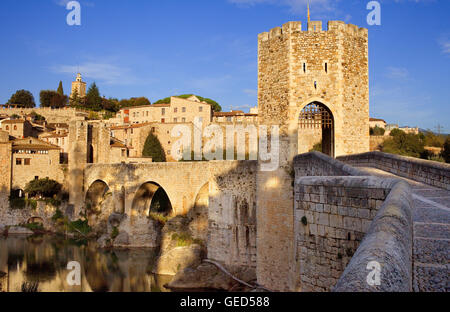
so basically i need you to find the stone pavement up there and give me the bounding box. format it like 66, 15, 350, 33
357, 167, 449, 292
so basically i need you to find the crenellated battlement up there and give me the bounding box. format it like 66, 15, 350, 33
258, 20, 368, 42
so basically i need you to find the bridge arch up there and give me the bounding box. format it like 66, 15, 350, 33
131, 181, 173, 221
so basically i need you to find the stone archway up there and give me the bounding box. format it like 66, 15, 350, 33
129, 182, 173, 247
131, 182, 172, 221
298, 101, 335, 157
85, 180, 113, 232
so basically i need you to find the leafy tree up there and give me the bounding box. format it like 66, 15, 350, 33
30, 111, 45, 122
423, 130, 446, 148
25, 178, 62, 198
70, 89, 85, 107
57, 81, 64, 96
154, 94, 222, 112
101, 97, 120, 113
85, 82, 102, 111
370, 126, 385, 136
119, 99, 131, 108
119, 97, 151, 108
7, 90, 36, 108
40, 90, 68, 108
142, 132, 166, 162
382, 130, 426, 159
442, 138, 450, 163
133, 97, 151, 107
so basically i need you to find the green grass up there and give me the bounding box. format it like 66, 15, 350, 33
171, 232, 204, 247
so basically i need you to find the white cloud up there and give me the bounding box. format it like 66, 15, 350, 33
440, 40, 450, 55
51, 61, 147, 86
386, 67, 409, 80
228, 0, 337, 14
243, 88, 257, 96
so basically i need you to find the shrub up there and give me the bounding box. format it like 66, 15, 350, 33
370, 126, 385, 136
442, 138, 450, 163
68, 219, 91, 236
24, 178, 62, 198
111, 226, 119, 240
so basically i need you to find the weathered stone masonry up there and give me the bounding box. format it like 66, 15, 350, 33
257, 20, 370, 291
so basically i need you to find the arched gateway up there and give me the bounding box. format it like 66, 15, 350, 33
298, 102, 335, 157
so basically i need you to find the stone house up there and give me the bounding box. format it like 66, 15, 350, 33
112, 95, 212, 126
369, 118, 386, 129
0, 119, 33, 139
11, 137, 64, 192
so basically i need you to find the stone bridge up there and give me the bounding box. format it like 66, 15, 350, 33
78, 160, 259, 266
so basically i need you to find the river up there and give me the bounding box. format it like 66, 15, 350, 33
0, 235, 173, 292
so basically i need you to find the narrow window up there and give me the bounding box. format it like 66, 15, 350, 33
182, 107, 186, 113
325, 63, 328, 73
162, 108, 166, 116
303, 63, 306, 73
314, 81, 317, 89
199, 106, 203, 112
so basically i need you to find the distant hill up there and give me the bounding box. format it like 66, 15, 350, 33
419, 129, 449, 136
153, 94, 222, 112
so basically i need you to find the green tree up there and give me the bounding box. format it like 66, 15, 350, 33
25, 178, 62, 198
7, 90, 36, 108
154, 94, 222, 112
370, 126, 385, 136
142, 132, 166, 162
382, 130, 426, 159
85, 82, 102, 111
133, 97, 151, 107
442, 138, 450, 163
40, 90, 67, 108
57, 81, 64, 96
101, 97, 120, 113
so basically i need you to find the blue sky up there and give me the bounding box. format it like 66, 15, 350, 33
0, 0, 448, 132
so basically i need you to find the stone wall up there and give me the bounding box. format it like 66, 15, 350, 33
294, 176, 398, 291
0, 107, 87, 124
338, 151, 450, 190
333, 181, 413, 292
208, 161, 258, 268
294, 151, 366, 177
0, 140, 12, 207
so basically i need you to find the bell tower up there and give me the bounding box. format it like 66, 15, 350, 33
71, 73, 87, 98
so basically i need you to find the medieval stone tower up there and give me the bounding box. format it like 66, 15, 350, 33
71, 73, 87, 98
256, 19, 369, 291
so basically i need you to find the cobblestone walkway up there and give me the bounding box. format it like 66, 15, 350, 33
357, 167, 449, 292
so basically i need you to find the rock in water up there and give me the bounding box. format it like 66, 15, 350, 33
152, 244, 203, 276
113, 232, 129, 246
97, 234, 112, 248
166, 262, 257, 291
7, 226, 33, 235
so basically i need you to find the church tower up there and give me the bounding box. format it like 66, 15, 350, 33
71, 73, 87, 98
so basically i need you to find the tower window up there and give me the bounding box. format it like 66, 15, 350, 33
325, 63, 328, 73
314, 81, 317, 89
303, 63, 306, 73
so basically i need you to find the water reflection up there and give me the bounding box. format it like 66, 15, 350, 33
0, 235, 172, 292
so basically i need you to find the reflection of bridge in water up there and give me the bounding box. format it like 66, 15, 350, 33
0, 236, 172, 292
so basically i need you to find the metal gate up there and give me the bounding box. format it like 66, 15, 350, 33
299, 102, 335, 157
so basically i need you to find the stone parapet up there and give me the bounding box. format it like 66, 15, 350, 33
338, 151, 450, 190
333, 181, 413, 292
